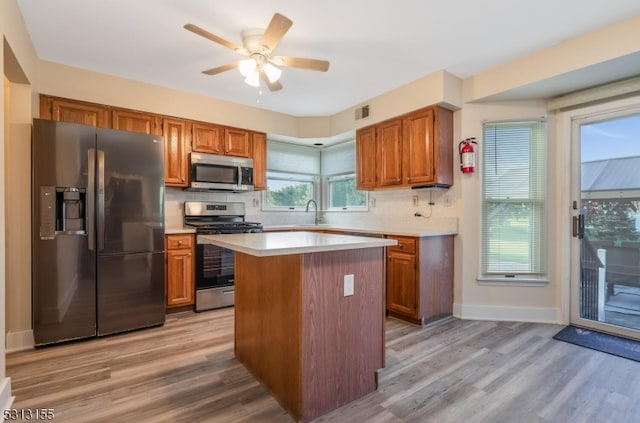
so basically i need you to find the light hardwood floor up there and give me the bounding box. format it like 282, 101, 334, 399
7, 308, 640, 422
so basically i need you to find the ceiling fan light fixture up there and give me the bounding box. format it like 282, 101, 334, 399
263, 63, 282, 83
238, 58, 257, 78
244, 72, 260, 87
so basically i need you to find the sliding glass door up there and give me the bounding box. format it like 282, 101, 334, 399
571, 101, 640, 339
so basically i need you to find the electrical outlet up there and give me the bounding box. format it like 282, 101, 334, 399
444, 194, 452, 207
344, 274, 354, 297
412, 195, 419, 207
370, 197, 376, 208
252, 198, 260, 207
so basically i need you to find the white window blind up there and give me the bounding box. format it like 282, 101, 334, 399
481, 120, 546, 276
321, 140, 355, 175
267, 140, 320, 174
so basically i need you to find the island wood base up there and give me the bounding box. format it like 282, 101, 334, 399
234, 248, 386, 422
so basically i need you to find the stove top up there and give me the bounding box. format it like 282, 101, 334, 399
186, 221, 263, 234
184, 201, 262, 234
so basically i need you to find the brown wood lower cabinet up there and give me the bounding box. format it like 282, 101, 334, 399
165, 234, 195, 308
386, 234, 453, 325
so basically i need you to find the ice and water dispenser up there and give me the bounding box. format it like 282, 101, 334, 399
39, 186, 86, 239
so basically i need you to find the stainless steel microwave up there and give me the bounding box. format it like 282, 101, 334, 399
187, 152, 254, 192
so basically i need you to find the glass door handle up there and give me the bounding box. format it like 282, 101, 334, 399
572, 215, 584, 239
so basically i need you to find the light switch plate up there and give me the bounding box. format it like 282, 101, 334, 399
344, 274, 354, 296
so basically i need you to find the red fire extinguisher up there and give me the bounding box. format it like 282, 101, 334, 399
459, 137, 477, 173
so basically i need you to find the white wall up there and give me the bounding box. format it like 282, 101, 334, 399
455, 100, 562, 323
2, 0, 42, 407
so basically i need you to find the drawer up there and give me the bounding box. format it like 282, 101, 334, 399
386, 236, 416, 254
166, 234, 194, 250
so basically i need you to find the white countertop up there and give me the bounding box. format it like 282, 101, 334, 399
165, 226, 196, 234
165, 221, 458, 237
261, 224, 457, 237
199, 231, 397, 257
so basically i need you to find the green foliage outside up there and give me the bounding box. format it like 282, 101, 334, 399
266, 182, 312, 208
484, 201, 535, 272
330, 179, 365, 208
583, 199, 639, 245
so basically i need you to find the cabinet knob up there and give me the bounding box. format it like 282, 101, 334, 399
178, 240, 183, 245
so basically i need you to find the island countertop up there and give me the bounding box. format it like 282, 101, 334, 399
199, 231, 397, 257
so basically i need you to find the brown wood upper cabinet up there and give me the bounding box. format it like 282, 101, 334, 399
112, 109, 161, 135
163, 118, 191, 187
356, 126, 377, 190
40, 96, 111, 128
376, 118, 404, 187
356, 105, 453, 189
224, 127, 251, 157
251, 131, 267, 191
192, 123, 250, 158
191, 122, 224, 154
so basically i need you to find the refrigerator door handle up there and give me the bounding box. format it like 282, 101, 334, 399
97, 150, 105, 251
87, 148, 96, 250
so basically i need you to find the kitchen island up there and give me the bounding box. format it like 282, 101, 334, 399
199, 231, 397, 422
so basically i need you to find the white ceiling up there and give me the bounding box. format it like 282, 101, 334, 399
15, 0, 640, 117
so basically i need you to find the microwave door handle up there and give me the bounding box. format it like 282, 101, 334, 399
237, 164, 242, 186
87, 148, 95, 250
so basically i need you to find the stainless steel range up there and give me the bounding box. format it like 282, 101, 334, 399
184, 201, 263, 311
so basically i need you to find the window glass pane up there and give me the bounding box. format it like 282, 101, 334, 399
266, 177, 313, 208
481, 120, 546, 276
328, 175, 366, 208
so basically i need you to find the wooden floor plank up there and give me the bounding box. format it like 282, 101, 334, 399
7, 308, 640, 422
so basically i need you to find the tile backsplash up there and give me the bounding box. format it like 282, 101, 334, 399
164, 186, 457, 231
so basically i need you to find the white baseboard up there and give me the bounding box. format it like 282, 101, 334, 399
0, 378, 14, 412
453, 302, 561, 324
6, 330, 34, 353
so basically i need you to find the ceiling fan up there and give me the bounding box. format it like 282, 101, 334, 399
184, 13, 330, 91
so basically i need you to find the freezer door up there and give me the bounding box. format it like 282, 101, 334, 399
32, 119, 97, 345
97, 128, 165, 255
97, 252, 165, 336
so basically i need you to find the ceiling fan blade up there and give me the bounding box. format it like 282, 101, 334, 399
184, 23, 241, 52
276, 56, 330, 72
260, 72, 283, 91
260, 13, 293, 51
202, 62, 239, 76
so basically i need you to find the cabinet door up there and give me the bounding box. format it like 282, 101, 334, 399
356, 126, 377, 190
386, 250, 417, 318
403, 108, 436, 185
192, 122, 223, 154
166, 248, 194, 306
376, 119, 403, 187
112, 109, 161, 135
47, 97, 111, 128
163, 118, 190, 187
224, 127, 251, 157
251, 132, 267, 190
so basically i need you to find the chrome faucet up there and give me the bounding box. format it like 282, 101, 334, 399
305, 199, 320, 225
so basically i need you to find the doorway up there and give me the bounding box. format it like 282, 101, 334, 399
571, 100, 640, 339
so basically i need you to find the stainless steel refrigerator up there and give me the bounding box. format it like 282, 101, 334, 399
32, 118, 166, 346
